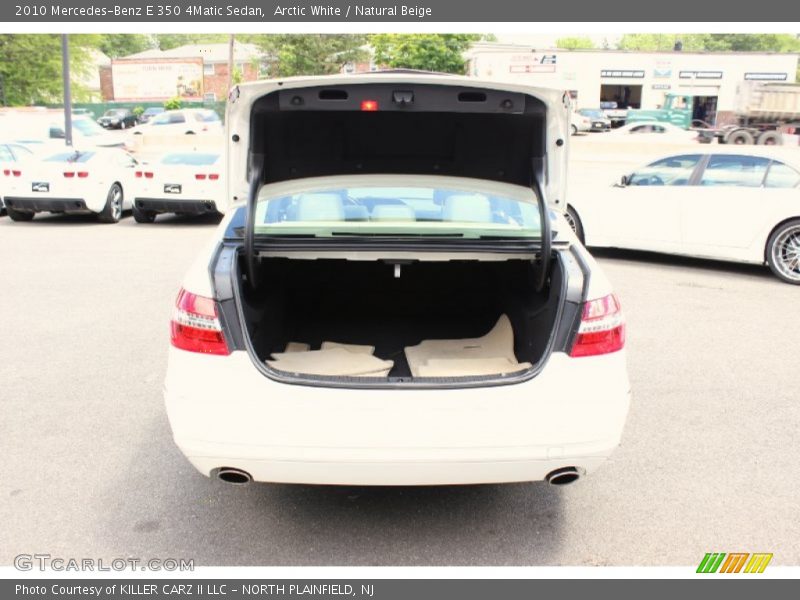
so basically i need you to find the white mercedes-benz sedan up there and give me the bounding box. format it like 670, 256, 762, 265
164, 74, 631, 487
567, 148, 800, 284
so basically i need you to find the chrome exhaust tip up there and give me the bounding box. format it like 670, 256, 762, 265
545, 467, 581, 486
215, 467, 253, 485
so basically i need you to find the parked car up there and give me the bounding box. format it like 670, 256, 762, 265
570, 111, 592, 135
0, 142, 36, 216
132, 109, 223, 136
164, 74, 631, 488
138, 107, 166, 124
577, 109, 612, 132
566, 148, 800, 283
131, 151, 225, 222
3, 148, 137, 223
97, 108, 138, 130
597, 121, 701, 144
3, 113, 124, 149
600, 101, 628, 127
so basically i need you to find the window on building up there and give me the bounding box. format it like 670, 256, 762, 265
203, 63, 215, 76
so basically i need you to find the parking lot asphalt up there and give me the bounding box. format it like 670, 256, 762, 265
1, 140, 799, 567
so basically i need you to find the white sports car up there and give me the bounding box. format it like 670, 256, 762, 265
164, 74, 631, 487
3, 148, 137, 223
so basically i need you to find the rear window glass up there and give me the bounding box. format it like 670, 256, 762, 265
160, 153, 219, 166
44, 152, 96, 163
700, 154, 770, 187
255, 184, 541, 238
765, 161, 800, 188
629, 154, 701, 186
194, 111, 220, 122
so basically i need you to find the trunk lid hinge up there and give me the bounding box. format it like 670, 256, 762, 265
531, 175, 551, 292
244, 160, 264, 291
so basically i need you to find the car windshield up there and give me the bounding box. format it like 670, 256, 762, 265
255, 183, 542, 238
144, 108, 164, 115
72, 119, 105, 137
160, 153, 219, 166
580, 109, 604, 118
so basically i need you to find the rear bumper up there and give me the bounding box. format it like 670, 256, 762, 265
164, 349, 631, 485
4, 197, 89, 213
135, 197, 218, 215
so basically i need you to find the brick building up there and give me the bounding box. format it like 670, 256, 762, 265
100, 42, 265, 102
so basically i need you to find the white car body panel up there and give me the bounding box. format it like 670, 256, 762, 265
165, 347, 630, 485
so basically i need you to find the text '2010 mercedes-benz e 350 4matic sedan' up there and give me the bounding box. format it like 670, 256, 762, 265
164, 73, 631, 487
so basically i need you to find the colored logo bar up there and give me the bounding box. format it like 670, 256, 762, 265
697, 553, 773, 573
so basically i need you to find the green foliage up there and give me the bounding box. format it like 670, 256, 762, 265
0, 34, 100, 106
254, 35, 368, 77
368, 34, 481, 74
618, 33, 800, 53
153, 34, 229, 51
132, 105, 145, 118
98, 34, 153, 58
556, 37, 596, 50
164, 96, 182, 110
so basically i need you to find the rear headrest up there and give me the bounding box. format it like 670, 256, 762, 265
371, 204, 416, 221
442, 193, 492, 223
296, 193, 345, 221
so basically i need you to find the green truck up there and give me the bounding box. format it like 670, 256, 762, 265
626, 82, 800, 145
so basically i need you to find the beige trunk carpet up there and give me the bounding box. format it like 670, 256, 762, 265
404, 315, 531, 377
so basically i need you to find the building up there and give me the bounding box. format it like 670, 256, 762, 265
466, 42, 799, 125
100, 42, 265, 103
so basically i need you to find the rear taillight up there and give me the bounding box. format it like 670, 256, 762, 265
144, 172, 154, 179
208, 173, 220, 180
135, 171, 143, 178
12, 169, 21, 177
63, 171, 75, 178
3, 169, 10, 176
77, 171, 89, 178
195, 173, 207, 180
170, 288, 230, 355
570, 294, 625, 358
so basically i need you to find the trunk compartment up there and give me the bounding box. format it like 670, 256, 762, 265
236, 256, 564, 382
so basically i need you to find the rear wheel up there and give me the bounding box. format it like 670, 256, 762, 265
725, 129, 754, 145
120, 121, 127, 130
7, 207, 34, 222
564, 205, 585, 244
132, 204, 157, 223
757, 131, 782, 145
97, 183, 123, 223
767, 219, 800, 284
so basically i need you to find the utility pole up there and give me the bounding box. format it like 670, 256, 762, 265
61, 34, 73, 147
227, 34, 235, 94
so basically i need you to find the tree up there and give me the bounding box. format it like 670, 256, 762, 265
0, 34, 100, 105
255, 35, 368, 77
98, 34, 153, 58
556, 37, 596, 50
368, 34, 481, 74
153, 34, 228, 51
618, 33, 800, 53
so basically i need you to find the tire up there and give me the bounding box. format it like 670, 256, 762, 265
97, 183, 123, 223
766, 219, 800, 284
757, 131, 783, 146
570, 124, 578, 136
7, 207, 34, 222
185, 131, 196, 135
725, 129, 754, 145
120, 121, 127, 130
132, 204, 157, 223
564, 205, 585, 244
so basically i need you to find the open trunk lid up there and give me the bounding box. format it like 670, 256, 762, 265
226, 74, 569, 291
